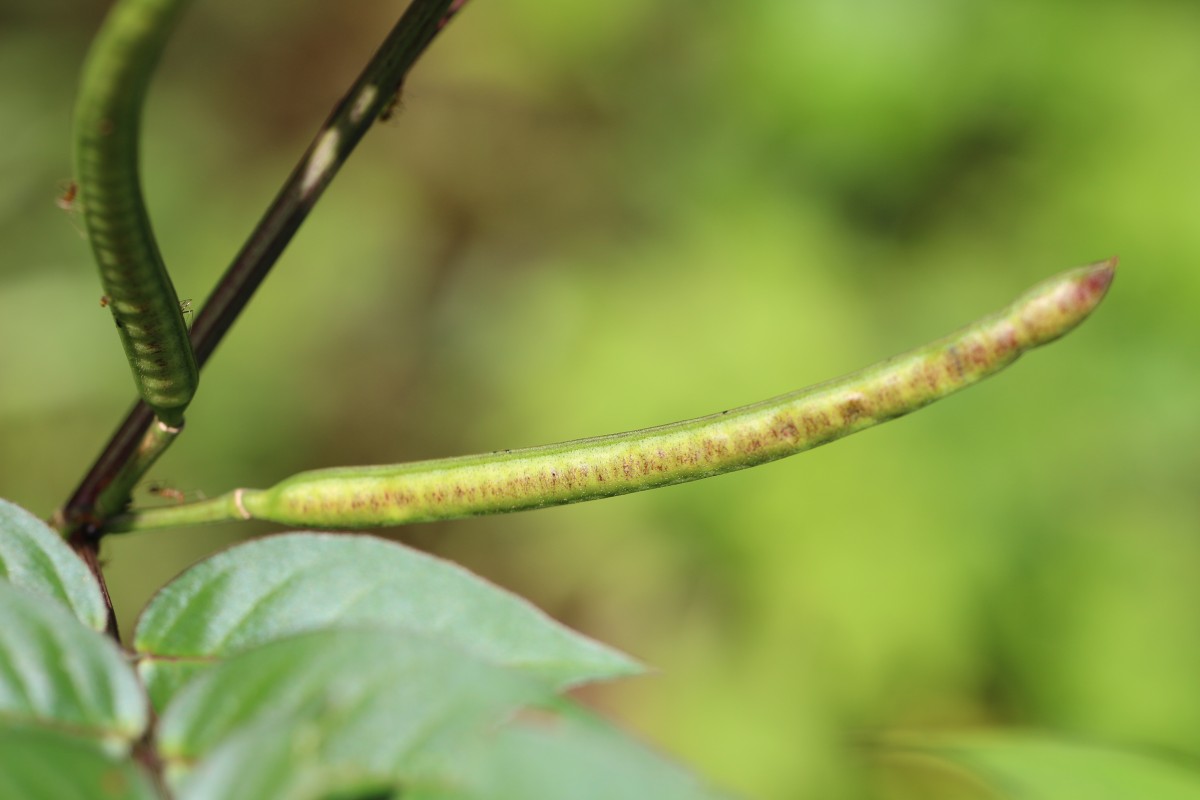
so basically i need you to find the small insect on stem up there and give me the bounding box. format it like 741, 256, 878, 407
146, 481, 186, 505
100, 295, 110, 308
179, 298, 193, 328
379, 84, 405, 123
56, 180, 78, 212
57, 180, 86, 236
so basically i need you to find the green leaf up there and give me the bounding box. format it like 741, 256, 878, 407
159, 627, 550, 799
134, 532, 638, 708
161, 628, 720, 800
412, 708, 732, 800
879, 732, 1200, 800
0, 580, 147, 747
0, 498, 108, 631
0, 723, 160, 800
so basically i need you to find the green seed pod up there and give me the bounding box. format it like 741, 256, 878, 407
108, 260, 1114, 534
74, 0, 198, 425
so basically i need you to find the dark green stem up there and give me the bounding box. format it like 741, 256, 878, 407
187, 0, 458, 366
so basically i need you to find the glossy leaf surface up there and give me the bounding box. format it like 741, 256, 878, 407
159, 628, 548, 798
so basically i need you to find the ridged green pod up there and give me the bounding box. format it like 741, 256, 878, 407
74, 0, 198, 425
109, 260, 1115, 533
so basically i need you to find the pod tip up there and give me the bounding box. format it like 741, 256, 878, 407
1079, 256, 1117, 308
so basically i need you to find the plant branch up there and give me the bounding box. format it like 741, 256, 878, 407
108, 260, 1116, 534
95, 417, 182, 516
187, 0, 459, 366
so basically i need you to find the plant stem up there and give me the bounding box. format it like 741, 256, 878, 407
95, 418, 182, 517
187, 0, 459, 367
56, 401, 154, 536
108, 259, 1115, 534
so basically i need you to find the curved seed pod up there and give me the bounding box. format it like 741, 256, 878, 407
59, 0, 462, 542
108, 260, 1114, 534
74, 0, 198, 426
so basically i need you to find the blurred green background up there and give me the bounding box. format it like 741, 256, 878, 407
2, 0, 1198, 797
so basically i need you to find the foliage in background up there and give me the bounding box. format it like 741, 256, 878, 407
1, 0, 1198, 797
